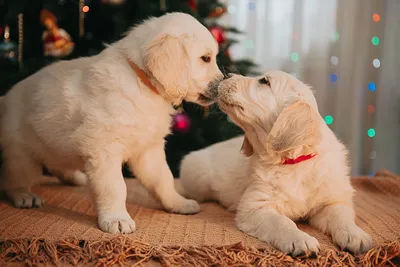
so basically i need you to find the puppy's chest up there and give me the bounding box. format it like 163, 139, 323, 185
266, 175, 321, 220
119, 112, 171, 141
105, 106, 172, 152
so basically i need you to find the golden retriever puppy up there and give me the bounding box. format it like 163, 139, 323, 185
179, 71, 372, 256
0, 12, 223, 234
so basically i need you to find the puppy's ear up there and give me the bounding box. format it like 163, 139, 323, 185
240, 135, 254, 157
143, 35, 189, 102
267, 101, 321, 156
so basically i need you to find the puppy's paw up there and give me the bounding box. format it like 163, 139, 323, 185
165, 195, 200, 215
98, 213, 136, 234
5, 189, 44, 208
277, 231, 320, 257
333, 225, 373, 254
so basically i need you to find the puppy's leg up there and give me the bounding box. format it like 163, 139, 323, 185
60, 170, 88, 186
1, 147, 44, 208
235, 184, 319, 257
309, 204, 372, 254
129, 143, 200, 214
85, 156, 135, 234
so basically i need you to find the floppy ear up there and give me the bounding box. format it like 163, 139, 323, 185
267, 101, 321, 156
143, 35, 189, 102
240, 135, 254, 157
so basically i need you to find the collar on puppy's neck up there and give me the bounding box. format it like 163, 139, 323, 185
128, 59, 159, 96
281, 153, 316, 165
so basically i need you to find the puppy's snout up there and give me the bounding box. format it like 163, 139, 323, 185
217, 79, 235, 99
204, 77, 223, 100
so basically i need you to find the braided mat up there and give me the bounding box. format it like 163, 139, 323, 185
0, 170, 399, 266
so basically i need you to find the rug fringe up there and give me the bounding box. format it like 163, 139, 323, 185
1, 237, 399, 267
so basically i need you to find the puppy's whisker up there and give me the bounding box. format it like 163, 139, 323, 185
224, 66, 240, 75
221, 66, 230, 79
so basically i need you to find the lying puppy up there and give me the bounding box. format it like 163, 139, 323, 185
0, 12, 223, 234
179, 71, 372, 256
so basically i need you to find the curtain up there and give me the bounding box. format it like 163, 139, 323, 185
219, 0, 400, 175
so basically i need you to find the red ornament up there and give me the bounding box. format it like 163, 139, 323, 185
209, 26, 226, 44
209, 7, 227, 18
188, 0, 197, 10
173, 113, 191, 133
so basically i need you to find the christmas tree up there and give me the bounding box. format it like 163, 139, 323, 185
0, 0, 257, 177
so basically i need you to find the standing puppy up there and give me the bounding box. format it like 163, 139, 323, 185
179, 71, 372, 256
0, 13, 223, 234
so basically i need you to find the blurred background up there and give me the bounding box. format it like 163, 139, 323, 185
0, 0, 399, 177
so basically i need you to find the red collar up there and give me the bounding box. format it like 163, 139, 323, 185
282, 154, 316, 165
128, 59, 159, 96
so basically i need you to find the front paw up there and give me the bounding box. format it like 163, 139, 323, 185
6, 189, 44, 208
98, 213, 136, 234
333, 225, 373, 254
276, 230, 320, 257
164, 195, 200, 214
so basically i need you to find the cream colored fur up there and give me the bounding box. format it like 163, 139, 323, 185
179, 71, 372, 256
0, 13, 223, 234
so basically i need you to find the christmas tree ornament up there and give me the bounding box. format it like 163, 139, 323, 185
101, 0, 126, 4
172, 112, 191, 134
40, 9, 75, 58
0, 25, 18, 61
18, 13, 23, 65
188, 0, 197, 11
79, 0, 85, 37
160, 0, 167, 11
209, 6, 227, 18
209, 25, 226, 44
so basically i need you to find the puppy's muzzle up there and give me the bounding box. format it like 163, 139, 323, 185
217, 79, 244, 112
198, 77, 224, 104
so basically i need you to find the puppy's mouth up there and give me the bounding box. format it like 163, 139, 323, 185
196, 78, 222, 106
197, 93, 214, 105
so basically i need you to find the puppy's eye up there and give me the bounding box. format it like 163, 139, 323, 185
258, 77, 270, 86
201, 56, 211, 63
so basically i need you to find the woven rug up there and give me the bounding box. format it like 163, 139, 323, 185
0, 169, 399, 266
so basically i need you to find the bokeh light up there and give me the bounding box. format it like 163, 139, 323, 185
371, 36, 380, 46
82, 5, 89, 12
330, 56, 339, 65
227, 5, 236, 14
372, 13, 380, 22
248, 2, 256, 10
330, 74, 338, 83
368, 82, 376, 91
324, 115, 333, 125
367, 128, 376, 138
370, 150, 377, 160
291, 52, 299, 62
368, 104, 375, 113
373, 59, 380, 68
244, 39, 254, 49
332, 32, 339, 41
